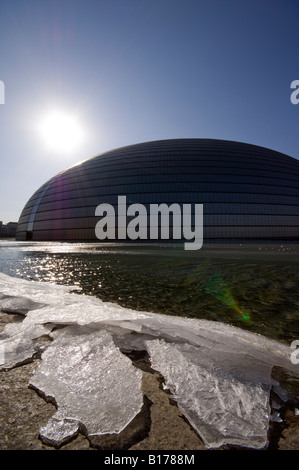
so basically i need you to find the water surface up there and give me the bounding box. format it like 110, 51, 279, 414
0, 240, 298, 342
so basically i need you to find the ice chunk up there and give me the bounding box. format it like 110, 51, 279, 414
0, 272, 81, 303
23, 300, 152, 329
0, 293, 46, 315
39, 414, 80, 448
270, 411, 283, 423
137, 315, 293, 369
146, 338, 272, 449
29, 326, 143, 442
0, 322, 53, 369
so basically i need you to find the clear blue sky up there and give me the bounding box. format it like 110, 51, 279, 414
0, 0, 299, 223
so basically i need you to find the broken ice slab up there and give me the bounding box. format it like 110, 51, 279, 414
0, 272, 81, 313
146, 338, 273, 449
29, 326, 143, 443
39, 413, 80, 448
23, 300, 152, 329
0, 293, 46, 315
0, 322, 54, 369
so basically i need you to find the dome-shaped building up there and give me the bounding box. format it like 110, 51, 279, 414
16, 139, 299, 242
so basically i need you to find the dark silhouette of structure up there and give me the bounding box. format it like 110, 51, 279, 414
16, 139, 299, 242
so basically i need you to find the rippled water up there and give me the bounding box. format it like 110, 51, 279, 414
0, 240, 298, 342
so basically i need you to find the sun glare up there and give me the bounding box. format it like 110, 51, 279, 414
37, 110, 85, 154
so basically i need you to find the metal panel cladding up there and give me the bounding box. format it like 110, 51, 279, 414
16, 139, 299, 241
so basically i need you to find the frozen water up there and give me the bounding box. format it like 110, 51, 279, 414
39, 415, 80, 447
0, 273, 80, 307
0, 272, 298, 449
0, 321, 54, 369
29, 325, 143, 438
146, 338, 272, 449
0, 293, 46, 315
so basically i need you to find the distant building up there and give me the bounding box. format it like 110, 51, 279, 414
16, 138, 299, 242
0, 221, 18, 238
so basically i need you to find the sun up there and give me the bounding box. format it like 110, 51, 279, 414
37, 109, 85, 154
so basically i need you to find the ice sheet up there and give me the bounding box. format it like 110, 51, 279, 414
0, 272, 298, 449
0, 293, 46, 315
29, 326, 143, 441
146, 338, 272, 449
0, 321, 53, 369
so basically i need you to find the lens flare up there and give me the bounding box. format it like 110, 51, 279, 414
202, 272, 251, 323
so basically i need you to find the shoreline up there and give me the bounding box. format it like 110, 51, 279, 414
0, 312, 298, 451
